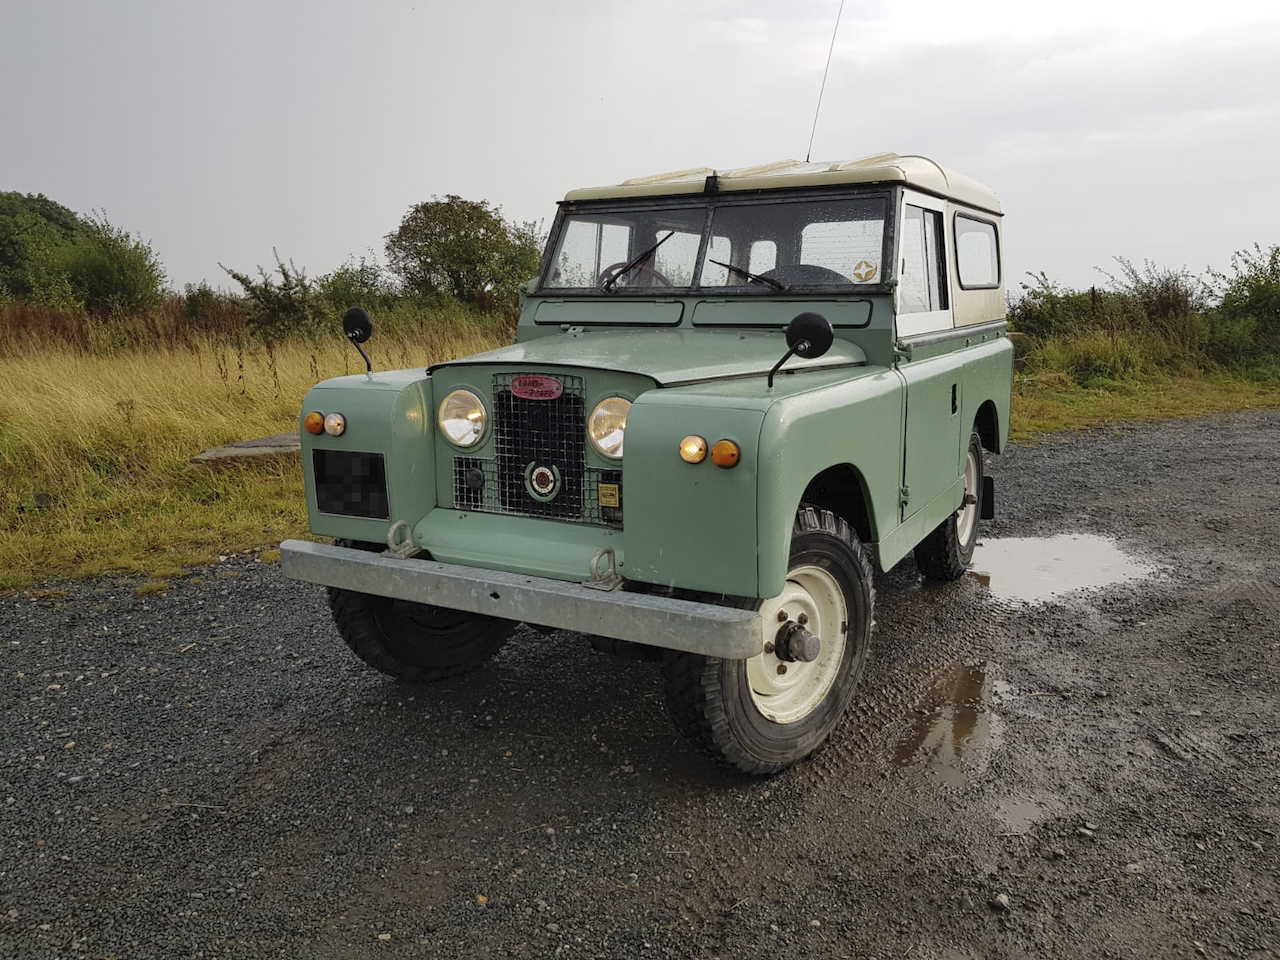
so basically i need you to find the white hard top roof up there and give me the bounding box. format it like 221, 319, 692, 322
563, 153, 1001, 215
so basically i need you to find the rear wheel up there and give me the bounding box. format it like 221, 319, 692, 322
327, 541, 516, 681
661, 506, 874, 775
914, 430, 984, 581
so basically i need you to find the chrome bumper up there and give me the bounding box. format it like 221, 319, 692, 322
279, 539, 762, 659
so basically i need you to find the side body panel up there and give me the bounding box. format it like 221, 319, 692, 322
898, 348, 968, 525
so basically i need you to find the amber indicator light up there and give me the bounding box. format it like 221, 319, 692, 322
711, 440, 740, 468
303, 412, 325, 435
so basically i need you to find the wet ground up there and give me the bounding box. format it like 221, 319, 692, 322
2, 409, 1278, 959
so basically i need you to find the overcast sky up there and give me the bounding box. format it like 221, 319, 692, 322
4, 0, 1279, 296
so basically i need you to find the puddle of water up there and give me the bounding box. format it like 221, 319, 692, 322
967, 534, 1156, 603
995, 797, 1050, 832
894, 662, 1003, 789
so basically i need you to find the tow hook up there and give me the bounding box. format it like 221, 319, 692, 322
774, 620, 820, 662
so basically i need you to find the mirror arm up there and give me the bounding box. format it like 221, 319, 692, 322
351, 338, 372, 374
768, 344, 802, 389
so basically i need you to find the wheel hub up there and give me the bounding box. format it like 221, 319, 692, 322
774, 620, 820, 662
749, 564, 848, 724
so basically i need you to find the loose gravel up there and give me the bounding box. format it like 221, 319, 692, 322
2, 410, 1278, 959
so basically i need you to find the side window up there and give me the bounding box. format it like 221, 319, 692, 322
899, 204, 947, 314
955, 215, 1000, 288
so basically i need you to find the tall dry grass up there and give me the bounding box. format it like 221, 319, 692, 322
0, 323, 506, 590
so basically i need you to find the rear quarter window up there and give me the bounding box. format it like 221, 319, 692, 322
955, 214, 1000, 289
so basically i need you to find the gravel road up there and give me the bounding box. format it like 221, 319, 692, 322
3, 410, 1278, 959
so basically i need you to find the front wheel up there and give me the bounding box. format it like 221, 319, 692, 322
914, 429, 984, 581
661, 506, 874, 775
327, 541, 515, 682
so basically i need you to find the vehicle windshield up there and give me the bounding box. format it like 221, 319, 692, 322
540, 194, 888, 293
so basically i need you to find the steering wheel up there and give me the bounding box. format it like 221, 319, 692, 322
598, 261, 672, 288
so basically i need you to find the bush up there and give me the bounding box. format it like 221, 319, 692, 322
62, 213, 167, 315
1209, 243, 1280, 349
221, 252, 324, 343
317, 255, 394, 316
182, 282, 245, 338
1097, 257, 1207, 349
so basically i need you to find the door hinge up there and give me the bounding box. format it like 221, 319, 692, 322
899, 485, 911, 506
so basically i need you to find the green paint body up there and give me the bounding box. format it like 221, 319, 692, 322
298, 173, 1013, 606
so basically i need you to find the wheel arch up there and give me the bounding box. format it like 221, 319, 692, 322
798, 464, 875, 547
974, 398, 1001, 453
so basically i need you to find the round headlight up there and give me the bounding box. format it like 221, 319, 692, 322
589, 396, 631, 460
323, 412, 346, 436
438, 389, 487, 447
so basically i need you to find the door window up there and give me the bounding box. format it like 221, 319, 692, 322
899, 204, 947, 314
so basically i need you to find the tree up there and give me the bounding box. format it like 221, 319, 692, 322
0, 195, 166, 313
384, 195, 541, 307
0, 192, 83, 297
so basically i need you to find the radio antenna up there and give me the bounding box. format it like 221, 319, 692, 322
805, 0, 845, 163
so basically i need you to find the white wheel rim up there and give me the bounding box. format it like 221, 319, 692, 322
957, 447, 979, 546
748, 564, 848, 725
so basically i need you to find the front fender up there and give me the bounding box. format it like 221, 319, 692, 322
756, 369, 904, 595
301, 370, 435, 544
623, 392, 765, 595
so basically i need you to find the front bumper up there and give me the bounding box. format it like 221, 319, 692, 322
280, 539, 762, 659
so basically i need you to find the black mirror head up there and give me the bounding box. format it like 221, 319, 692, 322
785, 312, 833, 359
343, 307, 372, 344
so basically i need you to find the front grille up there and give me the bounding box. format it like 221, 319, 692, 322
449, 372, 623, 526
493, 372, 585, 520
313, 450, 389, 519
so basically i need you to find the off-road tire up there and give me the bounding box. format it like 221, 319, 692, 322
661, 506, 874, 775
327, 541, 516, 682
914, 430, 984, 581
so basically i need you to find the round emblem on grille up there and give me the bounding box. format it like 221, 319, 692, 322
524, 462, 561, 502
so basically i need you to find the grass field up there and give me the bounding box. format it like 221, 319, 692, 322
2, 326, 1278, 593
0, 327, 505, 591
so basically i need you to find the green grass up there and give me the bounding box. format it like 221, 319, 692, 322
1012, 371, 1280, 440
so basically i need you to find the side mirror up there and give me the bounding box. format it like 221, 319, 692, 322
343, 307, 373, 344
768, 312, 833, 388
785, 311, 833, 359
342, 307, 373, 373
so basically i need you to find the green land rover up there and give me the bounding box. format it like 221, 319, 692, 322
280, 153, 1013, 774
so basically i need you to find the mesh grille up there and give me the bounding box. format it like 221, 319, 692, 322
448, 372, 623, 526
494, 372, 585, 520
313, 449, 389, 519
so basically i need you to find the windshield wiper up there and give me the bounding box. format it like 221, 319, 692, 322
601, 231, 676, 292
708, 259, 788, 291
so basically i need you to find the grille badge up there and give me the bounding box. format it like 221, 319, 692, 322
525, 462, 562, 502
510, 375, 564, 400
